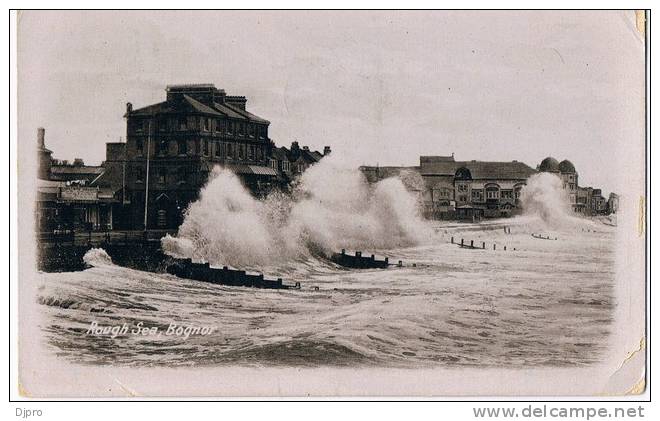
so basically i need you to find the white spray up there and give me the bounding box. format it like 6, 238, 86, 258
162, 155, 432, 268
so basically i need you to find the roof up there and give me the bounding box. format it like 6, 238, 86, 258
539, 157, 560, 172
271, 147, 289, 160
50, 166, 104, 175
128, 90, 270, 124
420, 159, 536, 180
558, 159, 576, 173
455, 161, 537, 180
224, 164, 277, 177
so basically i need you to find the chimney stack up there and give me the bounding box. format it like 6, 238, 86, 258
37, 127, 45, 148
323, 146, 331, 156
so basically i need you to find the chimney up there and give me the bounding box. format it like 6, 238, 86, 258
37, 127, 45, 148
323, 146, 331, 156
302, 146, 309, 151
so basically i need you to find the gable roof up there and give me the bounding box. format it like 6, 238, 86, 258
128, 91, 270, 124
420, 159, 536, 180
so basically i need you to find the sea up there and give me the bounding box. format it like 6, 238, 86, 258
35, 162, 617, 368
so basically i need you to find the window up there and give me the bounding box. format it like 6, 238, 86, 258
177, 167, 187, 184
515, 188, 522, 200
203, 140, 209, 156
258, 126, 266, 139
203, 118, 211, 132
238, 144, 244, 159
157, 210, 167, 227
215, 119, 222, 132
457, 184, 468, 192
270, 159, 277, 170
158, 168, 167, 184
239, 123, 245, 136
156, 139, 168, 155
178, 117, 187, 131
471, 189, 483, 201
177, 139, 187, 155
158, 116, 168, 131
135, 167, 144, 183
227, 121, 233, 135
227, 143, 234, 158
486, 188, 500, 200
215, 141, 222, 157
136, 138, 144, 155
501, 190, 513, 199
249, 145, 255, 159
283, 161, 290, 172
248, 124, 255, 138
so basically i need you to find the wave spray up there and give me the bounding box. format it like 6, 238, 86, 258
162, 155, 431, 268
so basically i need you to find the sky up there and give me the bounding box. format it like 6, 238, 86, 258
17, 10, 645, 195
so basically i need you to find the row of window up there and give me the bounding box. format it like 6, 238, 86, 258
133, 166, 207, 185
269, 159, 291, 172
134, 138, 266, 161
437, 187, 522, 202
132, 117, 267, 139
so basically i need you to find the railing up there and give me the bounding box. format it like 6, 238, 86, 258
38, 229, 177, 247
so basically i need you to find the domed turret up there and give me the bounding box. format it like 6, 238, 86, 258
558, 159, 576, 173
539, 157, 560, 172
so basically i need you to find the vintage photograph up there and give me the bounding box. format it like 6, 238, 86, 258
15, 10, 647, 397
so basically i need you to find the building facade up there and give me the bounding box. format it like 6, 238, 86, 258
361, 155, 536, 220
123, 84, 279, 229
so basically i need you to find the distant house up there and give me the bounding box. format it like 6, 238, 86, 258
35, 128, 117, 232
287, 142, 328, 175
361, 155, 536, 220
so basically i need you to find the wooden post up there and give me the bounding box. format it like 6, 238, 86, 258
398, 260, 403, 267
494, 244, 496, 250
504, 246, 507, 251
470, 240, 474, 248
482, 242, 485, 249
461, 238, 464, 246
451, 237, 454, 244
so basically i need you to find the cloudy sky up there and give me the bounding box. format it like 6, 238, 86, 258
18, 10, 645, 194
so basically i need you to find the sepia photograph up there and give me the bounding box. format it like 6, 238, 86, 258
12, 9, 648, 401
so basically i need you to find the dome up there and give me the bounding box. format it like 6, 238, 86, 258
558, 159, 576, 173
538, 157, 560, 172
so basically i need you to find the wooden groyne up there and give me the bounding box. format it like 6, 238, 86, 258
531, 233, 557, 240
165, 258, 300, 290
450, 237, 516, 251
330, 249, 397, 269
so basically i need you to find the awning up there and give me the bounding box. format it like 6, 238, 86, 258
248, 165, 278, 176
225, 164, 277, 177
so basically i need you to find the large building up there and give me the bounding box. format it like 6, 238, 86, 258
121, 83, 280, 229
35, 83, 331, 233
361, 155, 537, 220
362, 154, 617, 220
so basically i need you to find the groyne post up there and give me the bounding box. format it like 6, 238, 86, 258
482, 242, 485, 249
